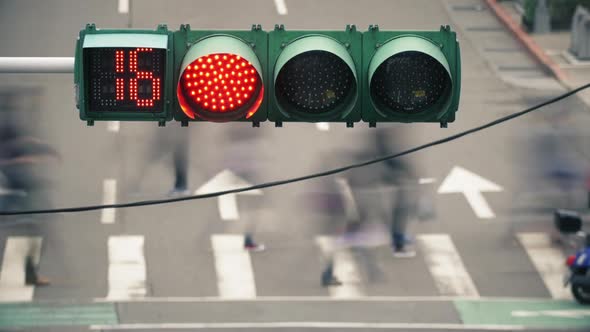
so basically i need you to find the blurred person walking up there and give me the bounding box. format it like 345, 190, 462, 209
130, 127, 190, 196
320, 128, 419, 287
528, 109, 584, 209
221, 124, 268, 251
346, 128, 418, 257
0, 117, 59, 286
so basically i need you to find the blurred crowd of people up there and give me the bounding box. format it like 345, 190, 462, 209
3, 90, 590, 291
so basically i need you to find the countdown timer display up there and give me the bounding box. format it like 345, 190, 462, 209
84, 47, 166, 113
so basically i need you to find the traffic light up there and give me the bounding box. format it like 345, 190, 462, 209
173, 24, 267, 126
74, 24, 461, 127
362, 25, 461, 127
268, 25, 362, 127
74, 24, 174, 125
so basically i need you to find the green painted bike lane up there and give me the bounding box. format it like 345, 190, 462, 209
1, 299, 589, 329
455, 299, 590, 329
0, 302, 117, 327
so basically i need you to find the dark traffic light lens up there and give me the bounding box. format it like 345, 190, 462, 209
275, 51, 355, 114
371, 51, 451, 114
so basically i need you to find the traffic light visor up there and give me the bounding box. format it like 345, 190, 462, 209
273, 36, 358, 120
177, 35, 264, 122
368, 36, 452, 116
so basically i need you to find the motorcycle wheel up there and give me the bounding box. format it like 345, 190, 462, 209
571, 283, 590, 304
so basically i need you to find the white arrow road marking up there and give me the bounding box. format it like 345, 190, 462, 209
0, 236, 42, 302
212, 234, 256, 299
107, 236, 146, 300
517, 233, 571, 299
196, 170, 262, 221
438, 166, 502, 219
418, 234, 479, 297
316, 236, 365, 298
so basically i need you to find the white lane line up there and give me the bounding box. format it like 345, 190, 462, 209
93, 295, 485, 303
418, 234, 479, 297
90, 322, 525, 330
517, 233, 571, 299
316, 236, 365, 298
107, 121, 120, 132
316, 123, 330, 131
419, 178, 436, 185
274, 0, 288, 15
0, 236, 42, 302
211, 234, 256, 299
107, 236, 146, 300
118, 0, 129, 13
101, 179, 117, 224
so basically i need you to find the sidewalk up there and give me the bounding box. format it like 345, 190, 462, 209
487, 0, 590, 105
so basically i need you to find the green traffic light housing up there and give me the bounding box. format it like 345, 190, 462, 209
268, 25, 362, 126
362, 25, 461, 127
74, 24, 461, 127
173, 24, 268, 125
74, 24, 174, 125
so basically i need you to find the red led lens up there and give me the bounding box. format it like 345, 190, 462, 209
178, 53, 263, 120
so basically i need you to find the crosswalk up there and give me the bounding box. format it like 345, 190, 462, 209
516, 232, 571, 299
106, 236, 146, 300
211, 234, 257, 299
0, 232, 573, 301
417, 234, 480, 297
0, 237, 42, 302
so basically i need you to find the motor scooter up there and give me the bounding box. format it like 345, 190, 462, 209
555, 209, 590, 304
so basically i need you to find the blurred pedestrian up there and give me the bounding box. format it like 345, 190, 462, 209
528, 110, 584, 209
0, 120, 60, 211
130, 126, 190, 196
221, 123, 268, 252
320, 128, 419, 287
345, 128, 417, 257
25, 249, 49, 286
171, 129, 189, 195
321, 258, 341, 286
0, 115, 59, 286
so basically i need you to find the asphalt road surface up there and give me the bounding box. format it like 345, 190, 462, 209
1, 0, 590, 331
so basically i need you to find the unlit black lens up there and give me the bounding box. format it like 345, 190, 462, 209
371, 51, 450, 114
275, 51, 355, 114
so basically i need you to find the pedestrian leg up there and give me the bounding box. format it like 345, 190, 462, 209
391, 186, 415, 258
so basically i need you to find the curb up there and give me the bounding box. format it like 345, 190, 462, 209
485, 0, 571, 87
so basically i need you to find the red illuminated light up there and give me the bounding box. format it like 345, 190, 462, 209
116, 50, 125, 73
566, 255, 576, 267
116, 78, 125, 100
178, 53, 262, 120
